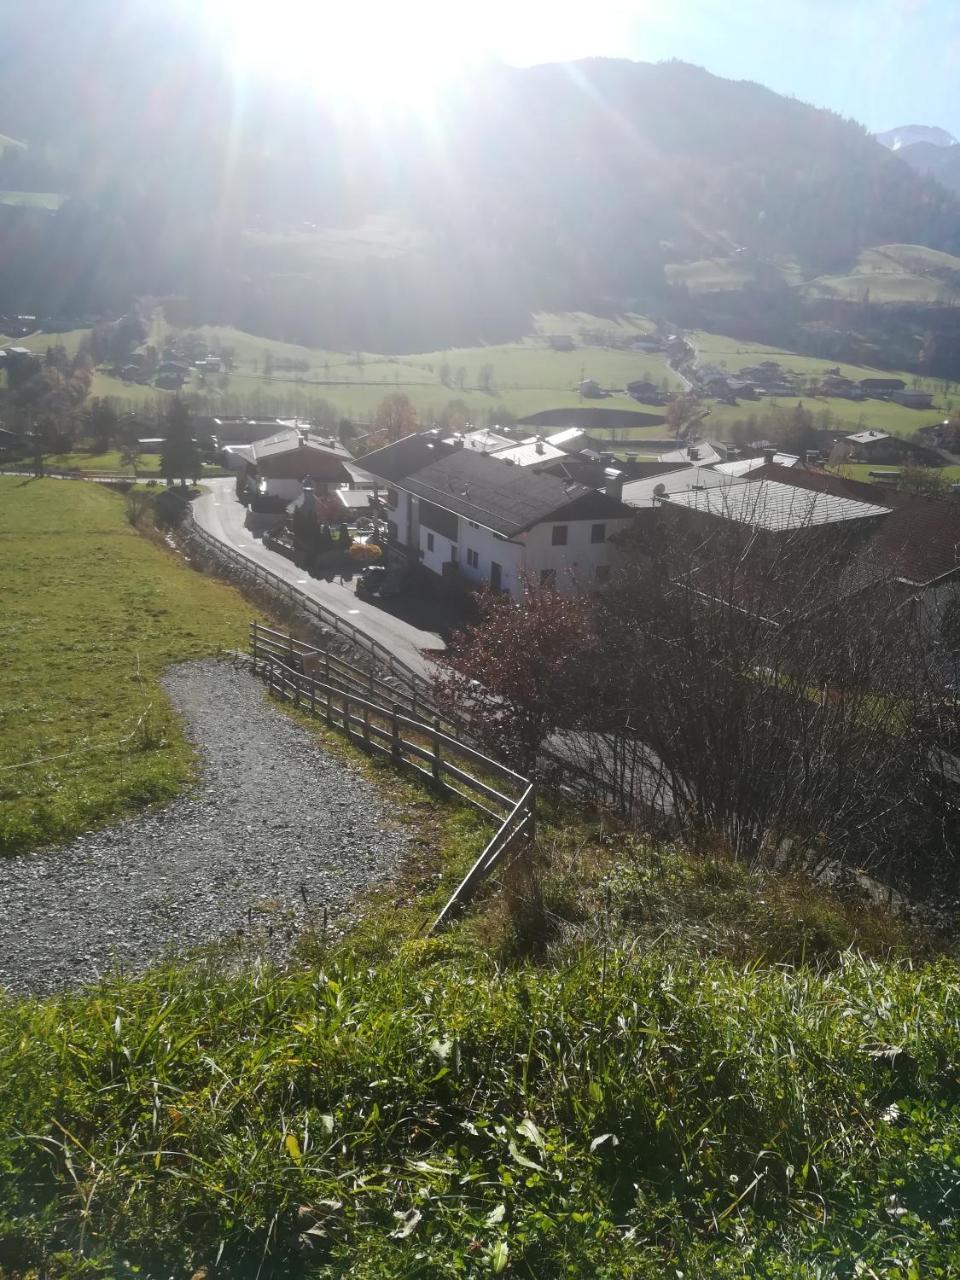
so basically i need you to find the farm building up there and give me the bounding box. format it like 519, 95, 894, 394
891, 389, 935, 409
859, 378, 907, 396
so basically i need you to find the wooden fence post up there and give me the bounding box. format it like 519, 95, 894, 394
287, 632, 295, 668
432, 719, 441, 786
363, 703, 370, 748
527, 774, 538, 844
294, 673, 301, 709
392, 704, 401, 763
309, 677, 316, 716
343, 695, 350, 737
325, 680, 333, 726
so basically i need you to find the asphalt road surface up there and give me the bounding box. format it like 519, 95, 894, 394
192, 478, 444, 679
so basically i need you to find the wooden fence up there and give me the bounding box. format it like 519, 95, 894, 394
190, 516, 435, 706
249, 623, 536, 928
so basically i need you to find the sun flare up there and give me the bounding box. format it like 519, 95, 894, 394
200, 0, 477, 109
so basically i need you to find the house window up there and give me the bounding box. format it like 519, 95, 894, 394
591, 523, 606, 544
450, 544, 458, 563
490, 561, 502, 591
552, 525, 568, 546
595, 564, 611, 584
466, 548, 479, 569
540, 568, 556, 586
385, 487, 398, 509
426, 532, 434, 552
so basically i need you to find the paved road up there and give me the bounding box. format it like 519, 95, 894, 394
192, 479, 444, 679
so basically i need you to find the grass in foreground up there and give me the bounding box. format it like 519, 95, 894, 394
2, 931, 959, 1278
0, 477, 254, 853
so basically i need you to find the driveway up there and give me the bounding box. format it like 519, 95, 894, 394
192, 479, 444, 680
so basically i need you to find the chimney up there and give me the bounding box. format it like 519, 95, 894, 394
603, 467, 624, 501
763, 448, 775, 465
688, 446, 700, 462
535, 438, 545, 455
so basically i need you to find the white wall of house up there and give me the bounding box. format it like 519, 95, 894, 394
261, 478, 304, 501
438, 521, 525, 593
261, 477, 342, 501
417, 510, 633, 596
523, 516, 634, 591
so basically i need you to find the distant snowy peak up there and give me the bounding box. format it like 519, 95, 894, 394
876, 124, 959, 151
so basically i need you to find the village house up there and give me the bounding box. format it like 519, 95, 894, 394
239, 428, 353, 502
831, 429, 943, 467
359, 432, 635, 597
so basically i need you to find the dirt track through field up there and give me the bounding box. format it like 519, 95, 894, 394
0, 660, 407, 994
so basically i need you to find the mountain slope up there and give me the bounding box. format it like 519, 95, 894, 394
0, 6, 959, 351
875, 124, 959, 151
876, 124, 960, 194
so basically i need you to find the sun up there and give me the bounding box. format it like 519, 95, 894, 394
199, 0, 474, 110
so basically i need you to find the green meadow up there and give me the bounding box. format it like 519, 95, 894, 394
0, 477, 253, 854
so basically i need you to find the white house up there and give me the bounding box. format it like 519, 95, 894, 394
241, 428, 353, 501
360, 433, 635, 597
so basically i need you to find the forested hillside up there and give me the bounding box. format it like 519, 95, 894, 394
1, 3, 958, 354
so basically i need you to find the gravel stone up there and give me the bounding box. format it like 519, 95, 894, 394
0, 659, 409, 995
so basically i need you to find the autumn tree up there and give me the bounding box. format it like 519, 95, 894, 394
366, 393, 418, 451
664, 391, 702, 438
431, 578, 595, 773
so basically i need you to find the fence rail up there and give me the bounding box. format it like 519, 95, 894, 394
190, 515, 436, 706
248, 624, 535, 928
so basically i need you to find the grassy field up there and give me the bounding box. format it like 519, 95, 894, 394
829, 461, 960, 485
691, 329, 952, 439
22, 312, 676, 423
665, 256, 761, 292
805, 244, 960, 304
0, 189, 64, 210
17, 327, 93, 357
37, 448, 162, 474
18, 307, 953, 437
1, 809, 957, 1277
0, 477, 254, 854
241, 213, 422, 267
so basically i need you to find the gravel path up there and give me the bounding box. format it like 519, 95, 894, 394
0, 660, 409, 995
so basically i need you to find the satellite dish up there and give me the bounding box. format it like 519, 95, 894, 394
653, 482, 667, 497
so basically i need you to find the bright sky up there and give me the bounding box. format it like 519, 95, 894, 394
201, 0, 960, 136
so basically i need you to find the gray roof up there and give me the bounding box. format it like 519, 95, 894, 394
846, 430, 890, 446
357, 432, 450, 484
663, 479, 892, 532
658, 443, 723, 466
403, 449, 633, 537
491, 438, 568, 467
251, 428, 350, 462
621, 465, 739, 509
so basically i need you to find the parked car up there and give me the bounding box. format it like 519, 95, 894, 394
356, 565, 409, 600
249, 491, 288, 515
